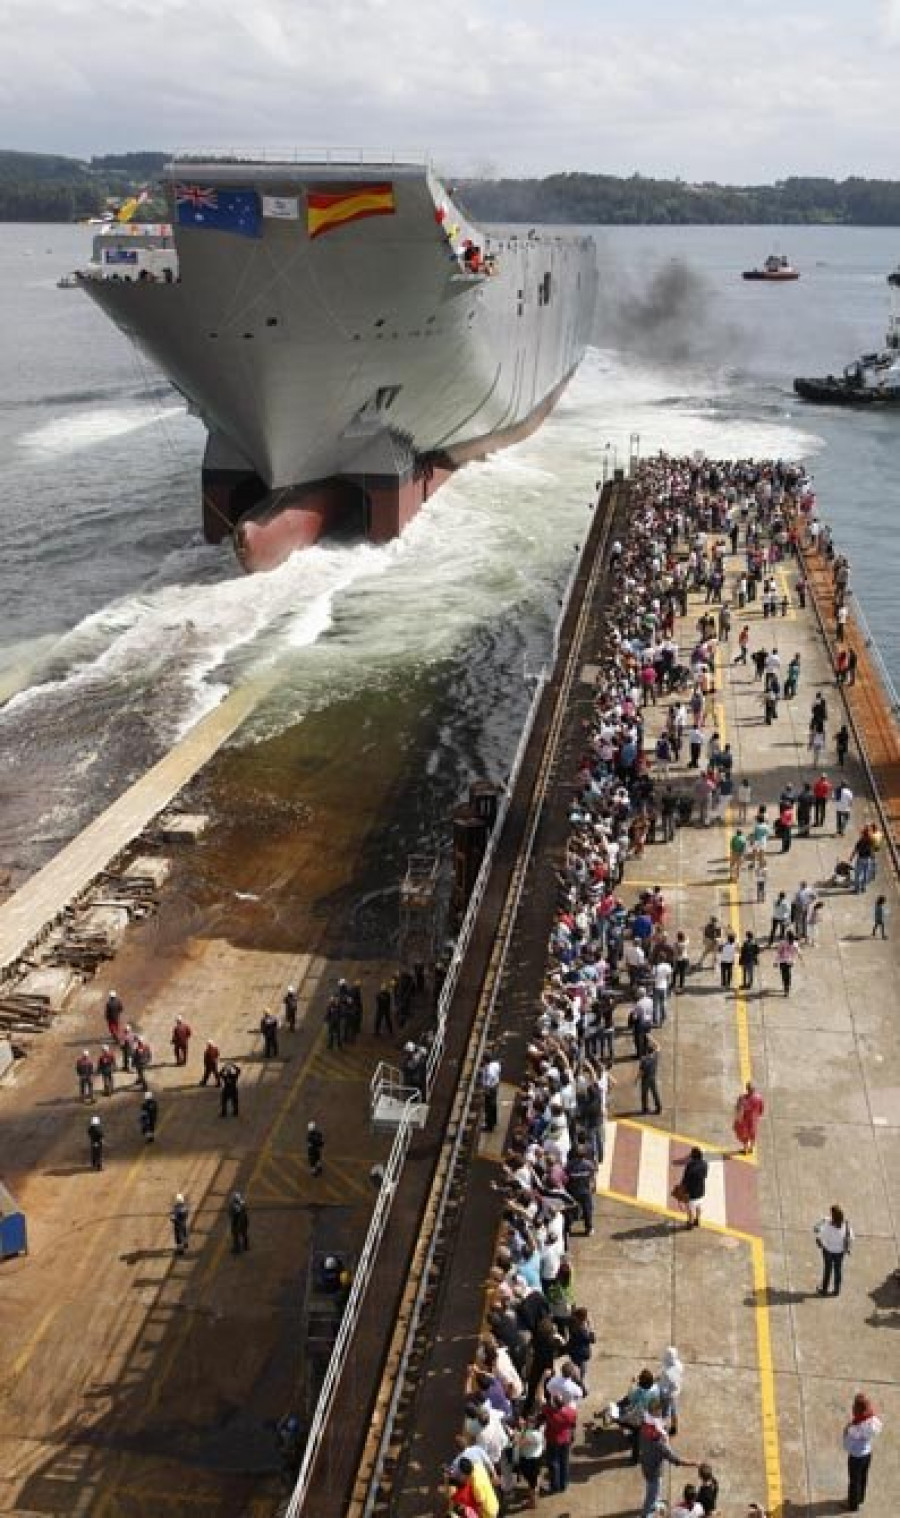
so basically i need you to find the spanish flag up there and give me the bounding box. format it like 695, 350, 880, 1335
307, 182, 395, 240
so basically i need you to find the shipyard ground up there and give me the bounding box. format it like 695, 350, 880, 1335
387, 537, 900, 1517
2, 494, 900, 1518
0, 693, 443, 1517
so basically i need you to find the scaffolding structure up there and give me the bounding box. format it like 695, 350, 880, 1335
397, 854, 440, 968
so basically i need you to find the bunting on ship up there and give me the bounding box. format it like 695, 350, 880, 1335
307, 183, 395, 240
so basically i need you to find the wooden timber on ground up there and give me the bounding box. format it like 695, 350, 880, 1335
0, 683, 260, 979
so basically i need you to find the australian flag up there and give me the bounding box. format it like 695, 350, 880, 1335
175, 184, 261, 238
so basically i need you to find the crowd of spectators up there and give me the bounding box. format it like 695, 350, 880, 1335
443, 455, 814, 1515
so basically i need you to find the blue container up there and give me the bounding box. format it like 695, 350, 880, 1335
0, 1182, 27, 1259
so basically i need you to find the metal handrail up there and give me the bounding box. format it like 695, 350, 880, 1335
798, 539, 900, 884
291, 489, 610, 1515
358, 483, 619, 1515
424, 658, 549, 1095
168, 146, 430, 167
424, 509, 594, 1096
848, 589, 900, 718
284, 1090, 420, 1517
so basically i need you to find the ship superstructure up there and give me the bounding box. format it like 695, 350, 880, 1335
73, 158, 598, 570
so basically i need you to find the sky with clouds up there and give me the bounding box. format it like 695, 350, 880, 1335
0, 0, 896, 180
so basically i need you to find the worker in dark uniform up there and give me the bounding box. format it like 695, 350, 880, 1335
140, 1090, 158, 1142
307, 1120, 324, 1177
374, 983, 393, 1037
283, 985, 298, 1032
350, 983, 364, 1042
260, 1009, 279, 1058
321, 1253, 343, 1292
105, 989, 123, 1044
275, 1414, 304, 1485
132, 1037, 150, 1092
120, 1024, 136, 1073
325, 997, 342, 1051
97, 1045, 116, 1097
200, 1040, 220, 1086
88, 1115, 104, 1171
76, 1050, 95, 1103
337, 980, 355, 1046
170, 1193, 189, 1254
220, 1061, 241, 1117
229, 1191, 250, 1253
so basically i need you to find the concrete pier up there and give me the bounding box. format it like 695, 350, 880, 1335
380, 484, 900, 1518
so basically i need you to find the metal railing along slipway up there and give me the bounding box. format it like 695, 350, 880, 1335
283, 1089, 420, 1518
358, 483, 618, 1515
800, 546, 900, 885
284, 482, 615, 1516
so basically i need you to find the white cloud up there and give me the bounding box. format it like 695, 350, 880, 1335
882, 0, 900, 40
0, 0, 895, 180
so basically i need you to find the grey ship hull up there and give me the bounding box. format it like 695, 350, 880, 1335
81, 162, 598, 570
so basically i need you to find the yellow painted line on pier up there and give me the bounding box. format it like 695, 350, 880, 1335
751, 1235, 785, 1518
617, 1116, 753, 1162
603, 1185, 755, 1244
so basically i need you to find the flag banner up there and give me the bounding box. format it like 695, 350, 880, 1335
262, 195, 300, 220
117, 188, 149, 223
175, 185, 261, 238
307, 182, 395, 240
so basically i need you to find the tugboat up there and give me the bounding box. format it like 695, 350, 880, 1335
742, 253, 800, 282
794, 267, 900, 408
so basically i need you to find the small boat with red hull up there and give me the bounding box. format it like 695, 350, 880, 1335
742, 254, 800, 282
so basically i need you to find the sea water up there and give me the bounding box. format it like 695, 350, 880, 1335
0, 222, 896, 877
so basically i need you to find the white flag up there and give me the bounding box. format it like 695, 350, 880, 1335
262, 195, 300, 220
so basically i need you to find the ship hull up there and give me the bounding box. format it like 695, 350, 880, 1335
793, 377, 900, 407
81, 162, 598, 571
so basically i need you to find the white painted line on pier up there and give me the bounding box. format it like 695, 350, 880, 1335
637, 1126, 672, 1211
702, 1156, 729, 1228
596, 1120, 617, 1192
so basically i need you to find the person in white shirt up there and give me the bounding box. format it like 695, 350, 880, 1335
834, 784, 854, 837
843, 1391, 883, 1510
652, 960, 673, 1026
815, 1204, 854, 1296
545, 1362, 586, 1405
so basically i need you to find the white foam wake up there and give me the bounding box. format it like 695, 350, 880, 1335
17, 404, 186, 456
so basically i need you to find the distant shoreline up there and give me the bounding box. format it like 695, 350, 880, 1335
2, 149, 900, 226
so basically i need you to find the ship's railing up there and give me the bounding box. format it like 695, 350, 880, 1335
167, 146, 430, 168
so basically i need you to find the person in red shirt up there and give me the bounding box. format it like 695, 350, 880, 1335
542, 1395, 577, 1493
813, 774, 832, 828
171, 1017, 192, 1067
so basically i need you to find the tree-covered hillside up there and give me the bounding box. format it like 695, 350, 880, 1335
3, 151, 900, 225
458, 172, 900, 226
